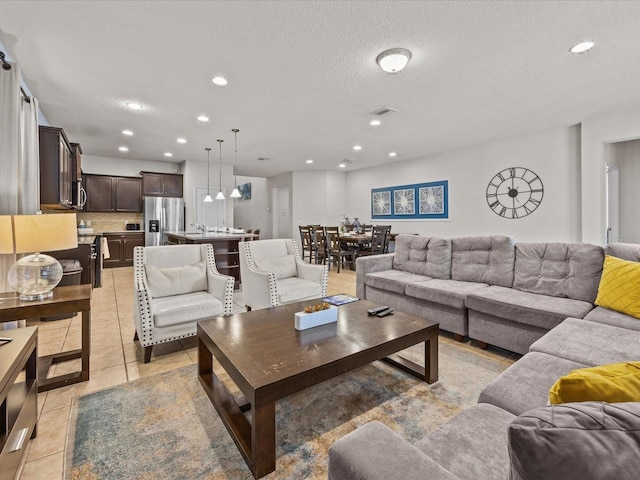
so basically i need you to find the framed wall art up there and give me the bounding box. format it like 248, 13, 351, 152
238, 182, 252, 200
371, 180, 448, 220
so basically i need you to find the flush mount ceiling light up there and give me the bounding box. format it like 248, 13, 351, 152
122, 129, 133, 136
126, 102, 143, 110
376, 48, 412, 74
197, 115, 210, 122
204, 147, 213, 202
177, 137, 187, 144
230, 129, 242, 198
570, 41, 595, 54
118, 146, 129, 152
216, 139, 225, 200
212, 76, 228, 86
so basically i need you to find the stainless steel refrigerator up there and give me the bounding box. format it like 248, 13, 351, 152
144, 197, 185, 246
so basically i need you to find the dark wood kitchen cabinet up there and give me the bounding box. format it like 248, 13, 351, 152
103, 232, 144, 268
140, 172, 183, 197
39, 126, 73, 209
84, 174, 142, 212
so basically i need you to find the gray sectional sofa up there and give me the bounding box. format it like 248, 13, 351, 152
329, 240, 640, 480
356, 234, 604, 354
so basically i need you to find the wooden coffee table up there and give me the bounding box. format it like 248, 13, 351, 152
197, 298, 439, 478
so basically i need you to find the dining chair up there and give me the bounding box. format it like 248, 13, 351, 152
253, 228, 260, 240
358, 225, 389, 256
299, 225, 315, 263
311, 225, 328, 265
326, 229, 356, 273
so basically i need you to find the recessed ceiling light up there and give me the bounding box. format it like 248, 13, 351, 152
353, 145, 362, 151
339, 163, 346, 168
126, 102, 143, 110
376, 48, 412, 74
118, 146, 129, 152
197, 115, 209, 122
212, 76, 228, 86
570, 41, 595, 54
389, 152, 397, 157
306, 159, 314, 164
370, 119, 381, 126
122, 129, 133, 136
164, 152, 173, 157
177, 138, 187, 144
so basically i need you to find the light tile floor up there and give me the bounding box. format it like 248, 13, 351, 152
16, 265, 518, 480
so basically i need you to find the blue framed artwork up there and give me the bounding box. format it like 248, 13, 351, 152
238, 182, 252, 200
371, 180, 448, 220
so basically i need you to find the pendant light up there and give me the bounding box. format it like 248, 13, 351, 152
230, 128, 242, 198
215, 139, 225, 200
203, 147, 213, 202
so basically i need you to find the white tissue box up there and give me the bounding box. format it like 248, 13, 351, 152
294, 306, 338, 330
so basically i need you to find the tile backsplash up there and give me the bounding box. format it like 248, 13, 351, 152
76, 212, 143, 233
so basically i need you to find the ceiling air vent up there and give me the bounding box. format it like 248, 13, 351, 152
257, 157, 270, 161
372, 106, 398, 116
344, 158, 357, 164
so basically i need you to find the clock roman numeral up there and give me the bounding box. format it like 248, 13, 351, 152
499, 206, 506, 217
489, 201, 500, 209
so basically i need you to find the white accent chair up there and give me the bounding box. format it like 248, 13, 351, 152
239, 238, 328, 310
133, 244, 234, 363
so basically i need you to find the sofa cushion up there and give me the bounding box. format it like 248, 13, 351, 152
594, 255, 640, 319
465, 285, 593, 330
450, 236, 516, 287
549, 362, 640, 404
152, 291, 223, 327
255, 253, 297, 279
605, 242, 640, 262
393, 235, 451, 279
145, 261, 208, 298
415, 403, 515, 480
529, 317, 640, 366
364, 270, 433, 295
276, 277, 323, 304
513, 242, 603, 302
584, 306, 640, 331
478, 352, 589, 416
406, 279, 488, 310
508, 402, 640, 480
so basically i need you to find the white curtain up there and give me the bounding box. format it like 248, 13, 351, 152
0, 61, 41, 328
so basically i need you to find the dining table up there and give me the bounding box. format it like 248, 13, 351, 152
338, 233, 372, 246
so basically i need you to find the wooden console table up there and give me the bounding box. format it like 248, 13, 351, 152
0, 284, 92, 392
0, 326, 38, 480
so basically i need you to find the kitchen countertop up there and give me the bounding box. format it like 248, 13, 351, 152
100, 230, 145, 234
166, 231, 255, 240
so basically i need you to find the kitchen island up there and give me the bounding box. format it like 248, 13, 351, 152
164, 231, 256, 288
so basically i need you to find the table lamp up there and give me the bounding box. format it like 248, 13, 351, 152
0, 213, 77, 300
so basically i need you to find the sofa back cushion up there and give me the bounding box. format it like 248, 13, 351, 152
508, 402, 640, 480
451, 236, 515, 287
393, 235, 451, 279
514, 242, 604, 302
605, 242, 640, 262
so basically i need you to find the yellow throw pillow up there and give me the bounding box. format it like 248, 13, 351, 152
549, 362, 640, 404
594, 255, 640, 319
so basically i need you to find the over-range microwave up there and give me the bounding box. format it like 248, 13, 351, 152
73, 180, 87, 209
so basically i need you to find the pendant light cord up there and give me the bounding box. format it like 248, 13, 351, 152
232, 128, 239, 185
217, 139, 223, 193
205, 147, 211, 194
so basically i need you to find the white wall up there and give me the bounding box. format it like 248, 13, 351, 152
581, 109, 640, 245
291, 171, 348, 229
182, 159, 235, 229
266, 172, 293, 240
82, 155, 180, 176
345, 125, 582, 242
233, 175, 268, 234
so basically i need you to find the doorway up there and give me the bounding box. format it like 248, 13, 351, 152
272, 186, 291, 239
606, 139, 640, 244
195, 186, 226, 229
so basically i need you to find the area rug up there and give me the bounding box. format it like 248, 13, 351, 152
66, 342, 510, 480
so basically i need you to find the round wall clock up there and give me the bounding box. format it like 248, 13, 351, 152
486, 167, 543, 219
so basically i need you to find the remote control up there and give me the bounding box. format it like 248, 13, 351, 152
376, 308, 395, 317
367, 305, 390, 315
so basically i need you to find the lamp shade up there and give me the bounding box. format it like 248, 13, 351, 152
0, 215, 14, 254
12, 213, 77, 253
230, 187, 241, 198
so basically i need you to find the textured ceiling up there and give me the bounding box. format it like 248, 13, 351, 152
1, 1, 640, 177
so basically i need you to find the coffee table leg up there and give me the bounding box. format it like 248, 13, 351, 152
425, 336, 438, 384
252, 400, 276, 478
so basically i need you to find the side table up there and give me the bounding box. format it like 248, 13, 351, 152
0, 284, 92, 392
0, 326, 38, 480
